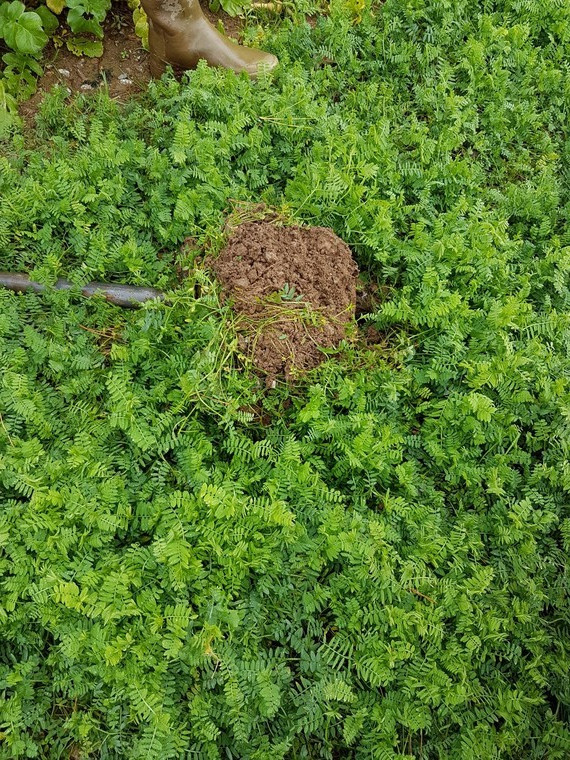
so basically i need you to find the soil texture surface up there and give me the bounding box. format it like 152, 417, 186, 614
212, 222, 358, 382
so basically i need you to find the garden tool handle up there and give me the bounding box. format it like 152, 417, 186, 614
0, 272, 164, 308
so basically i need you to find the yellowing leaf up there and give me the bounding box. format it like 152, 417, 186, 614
47, 0, 66, 14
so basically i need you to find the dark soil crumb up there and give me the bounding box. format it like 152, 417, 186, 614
212, 222, 358, 383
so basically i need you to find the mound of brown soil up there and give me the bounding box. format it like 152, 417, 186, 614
212, 222, 358, 382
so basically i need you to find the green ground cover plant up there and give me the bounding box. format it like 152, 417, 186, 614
1, 0, 570, 757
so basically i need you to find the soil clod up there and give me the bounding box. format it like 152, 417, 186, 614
212, 222, 358, 382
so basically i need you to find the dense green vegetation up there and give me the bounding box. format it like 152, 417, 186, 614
1, 0, 570, 757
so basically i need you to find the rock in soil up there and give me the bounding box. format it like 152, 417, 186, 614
212, 222, 358, 383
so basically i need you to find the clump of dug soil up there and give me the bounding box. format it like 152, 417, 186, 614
212, 222, 358, 382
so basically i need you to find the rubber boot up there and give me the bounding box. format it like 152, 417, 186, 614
140, 0, 278, 78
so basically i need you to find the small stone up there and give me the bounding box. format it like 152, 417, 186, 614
57, 68, 71, 77
80, 83, 94, 91
118, 74, 133, 85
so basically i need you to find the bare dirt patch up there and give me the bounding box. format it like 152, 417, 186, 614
18, 4, 149, 122
211, 222, 358, 383
18, 0, 244, 122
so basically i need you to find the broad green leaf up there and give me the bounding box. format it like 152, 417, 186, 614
0, 4, 48, 55
66, 0, 111, 21
2, 51, 43, 76
0, 1, 25, 25
13, 13, 48, 55
36, 6, 59, 35
66, 8, 104, 37
65, 35, 103, 57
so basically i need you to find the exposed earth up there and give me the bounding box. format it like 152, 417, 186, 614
18, 0, 244, 121
212, 222, 359, 382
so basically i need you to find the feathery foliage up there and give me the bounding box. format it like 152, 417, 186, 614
1, 0, 570, 756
